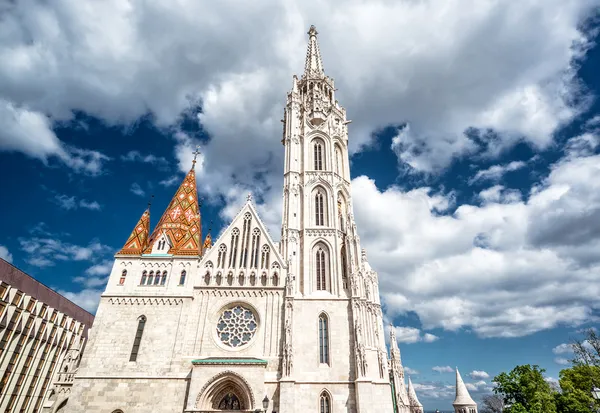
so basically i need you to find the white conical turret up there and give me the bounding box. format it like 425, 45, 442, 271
453, 368, 478, 413
407, 377, 424, 413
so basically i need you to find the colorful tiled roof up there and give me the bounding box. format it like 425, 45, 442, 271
144, 167, 202, 256
117, 208, 150, 255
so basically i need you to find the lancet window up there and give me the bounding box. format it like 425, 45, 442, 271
239, 213, 252, 268
217, 244, 227, 268
315, 246, 328, 291
320, 392, 331, 413
119, 270, 127, 285
315, 191, 325, 226
260, 245, 270, 269
250, 228, 261, 268
341, 245, 348, 290
179, 270, 186, 286
314, 140, 324, 170
129, 316, 146, 362
319, 315, 329, 364
229, 228, 240, 268
147, 271, 154, 285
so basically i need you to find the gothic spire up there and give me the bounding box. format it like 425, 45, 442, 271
117, 207, 150, 255
303, 25, 325, 79
143, 162, 202, 256
453, 368, 477, 408
390, 323, 402, 361
407, 377, 423, 409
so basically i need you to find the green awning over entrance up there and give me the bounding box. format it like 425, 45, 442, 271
191, 357, 268, 366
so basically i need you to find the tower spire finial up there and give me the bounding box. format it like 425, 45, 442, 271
147, 194, 154, 210
192, 145, 201, 169
304, 25, 324, 78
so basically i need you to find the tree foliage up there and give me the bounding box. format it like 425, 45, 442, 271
492, 364, 557, 413
571, 328, 600, 367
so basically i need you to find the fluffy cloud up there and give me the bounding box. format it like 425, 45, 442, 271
57, 288, 103, 313
0, 0, 596, 188
553, 343, 574, 355
121, 151, 169, 168
0, 245, 13, 263
387, 325, 439, 344
354, 141, 600, 338
52, 194, 101, 211
404, 367, 419, 375
432, 366, 454, 374
469, 161, 526, 185
130, 183, 146, 197
470, 370, 490, 380
19, 236, 112, 268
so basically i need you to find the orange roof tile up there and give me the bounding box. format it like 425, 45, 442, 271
118, 208, 150, 255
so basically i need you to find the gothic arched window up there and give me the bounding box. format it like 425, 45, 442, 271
160, 271, 167, 285
179, 270, 186, 286
147, 271, 154, 286
315, 191, 325, 226
316, 247, 328, 291
153, 271, 161, 285
119, 270, 127, 285
217, 244, 227, 268
140, 270, 147, 285
319, 315, 329, 364
129, 316, 146, 362
229, 228, 240, 268
335, 145, 343, 176
260, 245, 270, 269
314, 140, 324, 170
250, 228, 260, 269
320, 391, 331, 413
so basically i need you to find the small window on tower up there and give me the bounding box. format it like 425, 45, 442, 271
140, 271, 147, 285
119, 270, 127, 285
179, 270, 186, 286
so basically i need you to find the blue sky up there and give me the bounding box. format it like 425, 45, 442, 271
1, 1, 600, 410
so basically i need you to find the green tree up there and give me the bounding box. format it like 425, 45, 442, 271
571, 329, 600, 367
555, 364, 600, 413
492, 365, 557, 413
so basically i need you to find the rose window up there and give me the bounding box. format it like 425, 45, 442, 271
216, 305, 258, 348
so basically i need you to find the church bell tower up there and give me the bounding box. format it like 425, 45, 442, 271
278, 25, 397, 413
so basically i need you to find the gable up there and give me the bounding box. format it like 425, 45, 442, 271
200, 201, 285, 275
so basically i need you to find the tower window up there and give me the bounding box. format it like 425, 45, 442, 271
140, 271, 147, 285
315, 192, 325, 226
119, 270, 127, 285
179, 270, 186, 286
129, 316, 146, 362
217, 244, 227, 268
319, 315, 329, 364
147, 271, 154, 285
314, 141, 324, 170
160, 271, 167, 285
260, 245, 270, 269
229, 228, 240, 268
153, 271, 161, 285
341, 245, 348, 290
316, 247, 327, 291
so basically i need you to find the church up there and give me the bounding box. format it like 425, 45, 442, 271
64, 26, 478, 413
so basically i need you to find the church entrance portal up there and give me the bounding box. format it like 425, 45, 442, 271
195, 372, 255, 412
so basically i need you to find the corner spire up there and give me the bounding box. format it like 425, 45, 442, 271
303, 25, 325, 79
453, 368, 477, 408
117, 207, 150, 255
407, 377, 423, 409
144, 156, 202, 256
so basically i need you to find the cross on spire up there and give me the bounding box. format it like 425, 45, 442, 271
192, 145, 201, 168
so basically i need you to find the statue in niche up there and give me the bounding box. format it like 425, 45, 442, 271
218, 393, 241, 410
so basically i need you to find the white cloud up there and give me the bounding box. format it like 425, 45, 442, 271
121, 151, 169, 167
404, 367, 419, 375
554, 357, 570, 365
553, 343, 574, 355
84, 261, 114, 277
130, 183, 146, 197
52, 194, 101, 211
432, 366, 454, 374
469, 161, 526, 185
57, 288, 103, 313
470, 370, 490, 380
19, 236, 112, 268
354, 142, 600, 338
387, 325, 439, 344
0, 245, 13, 263
466, 380, 488, 392
159, 175, 181, 187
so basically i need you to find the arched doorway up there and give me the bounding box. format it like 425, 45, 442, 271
196, 372, 254, 411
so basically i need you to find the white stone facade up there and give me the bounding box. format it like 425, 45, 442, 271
64, 26, 436, 413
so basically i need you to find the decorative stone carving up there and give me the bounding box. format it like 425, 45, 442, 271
285, 273, 295, 296
378, 349, 386, 379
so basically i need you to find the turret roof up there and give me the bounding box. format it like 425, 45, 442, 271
303, 25, 325, 79
453, 368, 477, 406
407, 377, 423, 407
117, 208, 150, 255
